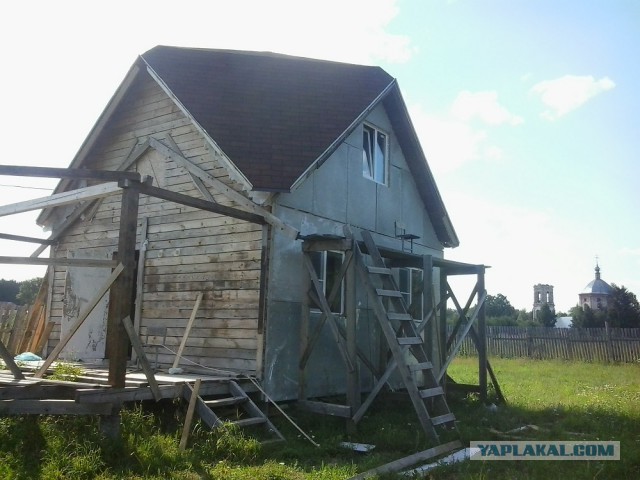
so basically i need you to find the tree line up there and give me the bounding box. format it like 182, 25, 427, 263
454, 287, 640, 328
0, 278, 43, 306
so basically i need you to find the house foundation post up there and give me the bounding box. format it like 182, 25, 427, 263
477, 266, 487, 400
107, 180, 140, 388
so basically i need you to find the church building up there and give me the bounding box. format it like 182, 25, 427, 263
579, 263, 613, 310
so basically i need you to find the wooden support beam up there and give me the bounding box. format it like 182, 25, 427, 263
477, 267, 487, 400
135, 182, 265, 225
179, 378, 201, 451
437, 291, 487, 382
0, 182, 121, 218
0, 233, 55, 245
130, 217, 148, 363
301, 253, 354, 372
121, 315, 161, 401
0, 256, 118, 268
0, 338, 24, 379
345, 243, 360, 431
35, 263, 125, 378
108, 183, 139, 388
0, 400, 114, 415
172, 292, 203, 369
31, 201, 94, 257
0, 164, 142, 182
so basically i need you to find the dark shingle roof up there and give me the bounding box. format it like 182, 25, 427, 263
141, 46, 394, 191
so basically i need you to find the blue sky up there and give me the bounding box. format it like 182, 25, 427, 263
0, 0, 638, 312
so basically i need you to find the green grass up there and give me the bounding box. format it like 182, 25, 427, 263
0, 358, 638, 479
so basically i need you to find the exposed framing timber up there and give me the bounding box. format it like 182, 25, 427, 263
437, 291, 487, 382
135, 181, 265, 225
0, 182, 122, 218
149, 137, 298, 238
0, 338, 24, 379
0, 233, 55, 245
131, 217, 149, 363
121, 315, 161, 401
300, 252, 354, 372
0, 256, 118, 268
0, 165, 141, 182
161, 135, 216, 203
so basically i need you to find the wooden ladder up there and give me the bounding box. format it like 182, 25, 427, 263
356, 230, 457, 443
183, 379, 285, 444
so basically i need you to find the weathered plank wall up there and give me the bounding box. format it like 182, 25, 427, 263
451, 325, 640, 363
47, 73, 263, 373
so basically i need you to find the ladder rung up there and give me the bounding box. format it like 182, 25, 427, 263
376, 289, 402, 298
419, 387, 444, 399
431, 413, 456, 426
398, 337, 423, 345
409, 361, 433, 372
367, 266, 392, 275
232, 417, 267, 427
205, 396, 247, 407
387, 313, 412, 321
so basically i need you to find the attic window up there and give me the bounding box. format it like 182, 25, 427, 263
362, 124, 388, 185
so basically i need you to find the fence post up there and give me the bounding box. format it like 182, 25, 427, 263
526, 329, 533, 358
605, 322, 613, 363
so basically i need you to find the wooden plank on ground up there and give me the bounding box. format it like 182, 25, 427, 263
348, 440, 463, 480
297, 400, 352, 418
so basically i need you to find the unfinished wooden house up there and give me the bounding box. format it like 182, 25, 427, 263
1, 46, 499, 441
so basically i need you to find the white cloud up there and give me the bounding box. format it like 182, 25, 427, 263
451, 91, 523, 126
409, 106, 487, 174
409, 91, 519, 174
531, 75, 615, 120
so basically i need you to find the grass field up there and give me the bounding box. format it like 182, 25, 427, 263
0, 357, 638, 479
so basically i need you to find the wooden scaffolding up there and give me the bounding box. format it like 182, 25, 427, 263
298, 228, 503, 443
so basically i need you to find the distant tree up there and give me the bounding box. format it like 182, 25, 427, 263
570, 305, 606, 328
484, 293, 516, 318
537, 303, 556, 327
607, 284, 640, 328
16, 277, 43, 306
0, 279, 19, 303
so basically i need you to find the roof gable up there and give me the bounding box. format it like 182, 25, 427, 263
141, 46, 394, 192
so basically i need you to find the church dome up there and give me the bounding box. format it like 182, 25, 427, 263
581, 265, 613, 295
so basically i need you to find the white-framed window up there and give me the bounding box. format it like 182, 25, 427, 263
397, 267, 423, 320
362, 124, 388, 185
310, 250, 345, 314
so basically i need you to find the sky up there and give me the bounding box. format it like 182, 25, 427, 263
0, 0, 638, 312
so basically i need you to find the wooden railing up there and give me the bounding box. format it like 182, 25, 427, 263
449, 325, 640, 363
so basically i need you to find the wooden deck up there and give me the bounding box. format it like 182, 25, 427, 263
0, 363, 256, 415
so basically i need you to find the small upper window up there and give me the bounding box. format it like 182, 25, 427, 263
362, 124, 388, 185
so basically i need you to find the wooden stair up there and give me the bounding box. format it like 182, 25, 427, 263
183, 379, 284, 444
356, 230, 457, 443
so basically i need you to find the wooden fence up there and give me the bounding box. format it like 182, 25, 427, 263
451, 325, 640, 363
0, 303, 29, 354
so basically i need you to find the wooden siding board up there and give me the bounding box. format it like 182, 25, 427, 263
45, 70, 262, 374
